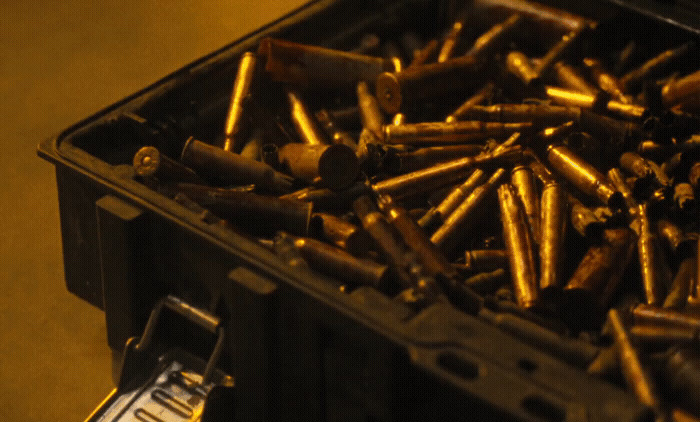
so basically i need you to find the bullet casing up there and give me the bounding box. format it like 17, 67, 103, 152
636, 203, 666, 306
607, 167, 638, 210
547, 144, 623, 209
621, 41, 695, 92
438, 19, 465, 63
460, 104, 582, 130
180, 138, 294, 192
564, 228, 636, 314
357, 81, 385, 141
383, 121, 532, 145
546, 86, 647, 120
418, 168, 487, 228
315, 109, 359, 150
663, 69, 700, 113
607, 309, 661, 409
498, 183, 538, 309
630, 324, 700, 347
431, 169, 506, 254
465, 14, 523, 59
664, 257, 696, 309
539, 182, 567, 291
223, 52, 257, 152
133, 146, 203, 184
446, 82, 495, 122
464, 249, 509, 273
674, 183, 696, 210
632, 304, 700, 331
376, 54, 486, 113
278, 143, 360, 190
175, 184, 312, 236
583, 57, 630, 104
287, 90, 329, 146
463, 268, 509, 293
407, 38, 439, 68
286, 234, 389, 289
554, 61, 599, 96
311, 212, 374, 256
506, 51, 540, 86
280, 181, 370, 210
511, 165, 541, 244
535, 27, 586, 77
372, 146, 521, 199
258, 37, 390, 87
393, 145, 486, 174
472, 0, 585, 32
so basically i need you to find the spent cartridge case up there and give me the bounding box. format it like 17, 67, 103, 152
431, 169, 507, 254
310, 212, 374, 257
472, 0, 585, 32
498, 183, 538, 310
357, 81, 385, 141
563, 228, 636, 319
546, 86, 648, 120
547, 144, 624, 209
607, 167, 638, 209
663, 69, 700, 113
664, 256, 696, 309
630, 324, 700, 347
506, 51, 540, 86
277, 143, 360, 191
674, 182, 696, 211
657, 219, 695, 258
133, 146, 204, 184
258, 37, 390, 87
511, 165, 541, 244
376, 54, 485, 113
553, 61, 599, 96
689, 162, 700, 189
175, 184, 312, 236
464, 14, 523, 59
352, 195, 415, 290
393, 145, 486, 174
223, 52, 257, 153
377, 194, 458, 281
438, 19, 465, 63
287, 89, 329, 146
407, 38, 439, 68
621, 41, 695, 92
286, 234, 388, 289
666, 347, 700, 415
534, 27, 587, 78
567, 194, 607, 239
180, 137, 294, 192
453, 103, 581, 128
632, 304, 700, 332
582, 57, 631, 104
464, 249, 509, 273
383, 121, 532, 146
372, 145, 521, 199
607, 309, 661, 409
279, 181, 371, 210
539, 182, 567, 291
446, 82, 496, 123
464, 268, 509, 294
315, 109, 358, 150
528, 155, 556, 185
636, 203, 666, 306
620, 151, 671, 187
418, 168, 487, 228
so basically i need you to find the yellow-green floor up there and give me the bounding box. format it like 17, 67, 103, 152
0, 2, 304, 420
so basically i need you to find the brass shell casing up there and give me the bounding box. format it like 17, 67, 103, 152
223, 52, 257, 152
539, 182, 567, 291
277, 143, 360, 191
498, 183, 538, 309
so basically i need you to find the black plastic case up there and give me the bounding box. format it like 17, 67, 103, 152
38, 0, 699, 420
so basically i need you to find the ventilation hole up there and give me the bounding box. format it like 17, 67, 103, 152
521, 395, 565, 422
437, 353, 479, 380
517, 358, 538, 373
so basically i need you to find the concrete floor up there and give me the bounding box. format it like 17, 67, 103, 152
0, 1, 304, 420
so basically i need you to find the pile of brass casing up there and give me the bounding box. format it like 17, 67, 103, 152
128, 1, 700, 416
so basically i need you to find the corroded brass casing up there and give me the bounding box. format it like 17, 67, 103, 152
431, 169, 506, 254
383, 121, 531, 145
180, 137, 294, 192
547, 144, 623, 209
277, 143, 360, 191
539, 182, 566, 291
258, 37, 390, 87
498, 183, 538, 309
